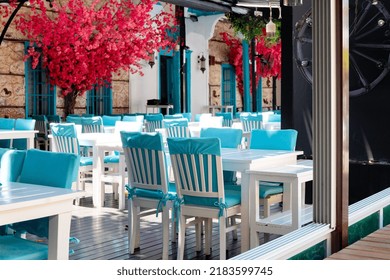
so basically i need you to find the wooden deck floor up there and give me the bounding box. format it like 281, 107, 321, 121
325, 224, 390, 260
69, 190, 281, 260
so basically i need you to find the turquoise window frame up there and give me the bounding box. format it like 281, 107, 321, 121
221, 64, 236, 112
86, 84, 113, 115
24, 42, 56, 118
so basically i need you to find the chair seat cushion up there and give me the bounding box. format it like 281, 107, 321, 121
183, 187, 241, 208
225, 182, 283, 198
104, 155, 119, 164
0, 235, 48, 260
133, 182, 177, 200
80, 156, 93, 166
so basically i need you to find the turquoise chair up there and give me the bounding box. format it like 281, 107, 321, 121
1, 149, 79, 260
215, 112, 233, 127
47, 115, 61, 123
144, 113, 163, 132
50, 123, 93, 201
164, 114, 183, 119
167, 137, 241, 260
31, 115, 49, 150
240, 113, 263, 133
0, 118, 15, 148
181, 112, 192, 122
82, 114, 94, 117
162, 118, 190, 138
81, 116, 104, 133
102, 115, 121, 127
268, 114, 281, 122
120, 131, 176, 260
122, 115, 144, 123
250, 129, 298, 217
12, 118, 36, 150
66, 115, 82, 124
200, 127, 243, 186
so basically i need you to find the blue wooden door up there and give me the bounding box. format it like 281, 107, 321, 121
221, 64, 236, 112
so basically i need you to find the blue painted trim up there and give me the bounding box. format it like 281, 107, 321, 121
188, 8, 223, 17
221, 64, 236, 113
24, 42, 29, 118
257, 78, 262, 112
242, 40, 251, 112
172, 50, 181, 114
185, 50, 192, 113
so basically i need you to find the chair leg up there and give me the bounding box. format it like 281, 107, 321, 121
204, 218, 212, 255
195, 219, 202, 252
162, 207, 170, 260
171, 210, 177, 243
177, 215, 186, 260
230, 217, 238, 240
134, 207, 141, 249
264, 199, 271, 218
128, 200, 137, 254
219, 216, 227, 260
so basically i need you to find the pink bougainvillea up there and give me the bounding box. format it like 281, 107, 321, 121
3, 0, 176, 115
221, 31, 281, 96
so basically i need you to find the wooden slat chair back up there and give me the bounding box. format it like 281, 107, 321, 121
120, 131, 176, 260
215, 112, 233, 127
167, 137, 241, 260
240, 114, 263, 133
144, 113, 163, 132
81, 116, 104, 133
163, 118, 190, 138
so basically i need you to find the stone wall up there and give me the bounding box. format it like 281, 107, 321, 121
0, 4, 130, 119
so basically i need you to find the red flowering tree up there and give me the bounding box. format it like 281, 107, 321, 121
221, 31, 281, 96
9, 0, 176, 115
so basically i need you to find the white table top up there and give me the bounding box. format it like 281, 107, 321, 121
0, 129, 38, 139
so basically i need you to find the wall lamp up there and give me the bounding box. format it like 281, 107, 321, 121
198, 54, 206, 74
148, 52, 156, 68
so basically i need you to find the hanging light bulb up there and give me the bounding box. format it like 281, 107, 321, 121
266, 5, 276, 37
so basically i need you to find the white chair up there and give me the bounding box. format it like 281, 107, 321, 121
167, 137, 241, 260
120, 131, 176, 260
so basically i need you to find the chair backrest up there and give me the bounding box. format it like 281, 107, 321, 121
66, 115, 82, 124
250, 129, 298, 151
81, 116, 104, 133
215, 112, 233, 127
181, 112, 192, 122
167, 137, 224, 206
240, 114, 263, 132
82, 114, 94, 117
8, 149, 79, 238
114, 121, 143, 136
120, 131, 169, 193
122, 115, 144, 123
144, 113, 163, 132
0, 118, 15, 148
46, 115, 61, 123
163, 118, 190, 138
164, 114, 183, 120
0, 149, 26, 183
102, 115, 121, 126
50, 123, 81, 155
12, 119, 36, 150
200, 127, 242, 148
268, 114, 281, 122
31, 115, 49, 139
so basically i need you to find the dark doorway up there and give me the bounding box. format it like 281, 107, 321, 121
159, 55, 174, 115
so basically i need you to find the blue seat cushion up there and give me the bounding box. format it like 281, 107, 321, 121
104, 155, 119, 164
183, 187, 241, 208
225, 182, 283, 199
80, 156, 93, 166
0, 235, 48, 260
132, 182, 177, 200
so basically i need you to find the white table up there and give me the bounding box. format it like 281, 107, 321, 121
146, 104, 173, 114
0, 129, 38, 149
220, 148, 303, 253
0, 182, 82, 259
77, 133, 125, 209
247, 160, 313, 248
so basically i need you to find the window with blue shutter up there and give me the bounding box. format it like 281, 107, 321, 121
24, 42, 56, 117
221, 64, 236, 112
86, 84, 112, 115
